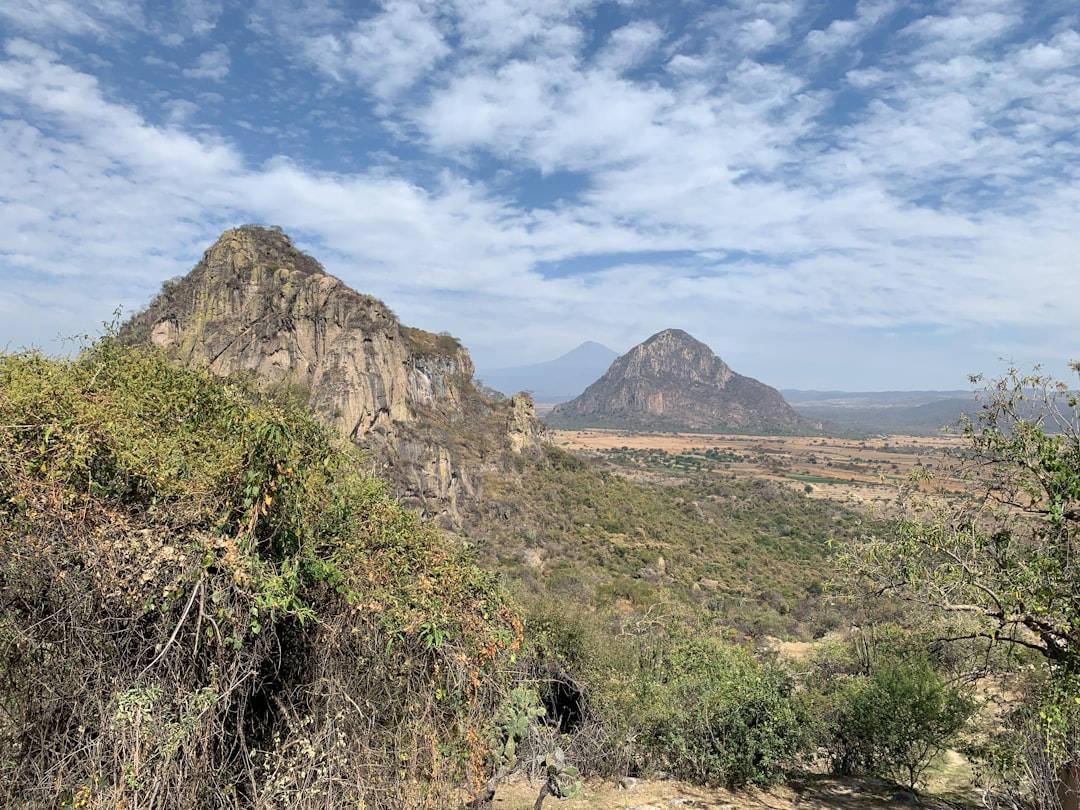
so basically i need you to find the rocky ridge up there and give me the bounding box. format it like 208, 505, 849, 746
547, 329, 810, 434
122, 225, 547, 526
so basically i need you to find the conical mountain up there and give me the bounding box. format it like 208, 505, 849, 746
480, 340, 619, 402
121, 225, 546, 526
547, 329, 806, 433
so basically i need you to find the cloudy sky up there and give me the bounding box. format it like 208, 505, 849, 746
1, 0, 1077, 390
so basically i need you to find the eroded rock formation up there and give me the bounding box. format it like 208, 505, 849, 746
123, 225, 546, 526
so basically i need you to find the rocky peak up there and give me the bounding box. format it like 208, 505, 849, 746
619, 329, 734, 388
122, 225, 547, 526
547, 329, 810, 434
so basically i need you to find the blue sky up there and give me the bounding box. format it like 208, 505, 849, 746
1, 0, 1077, 390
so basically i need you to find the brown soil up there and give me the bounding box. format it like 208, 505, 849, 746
491, 771, 979, 809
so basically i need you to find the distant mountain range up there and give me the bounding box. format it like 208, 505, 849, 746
781, 390, 972, 406
479, 341, 618, 403
783, 390, 977, 436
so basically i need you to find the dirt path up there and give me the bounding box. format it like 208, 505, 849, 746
490, 773, 978, 810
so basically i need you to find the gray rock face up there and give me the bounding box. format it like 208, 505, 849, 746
123, 225, 546, 526
548, 329, 806, 434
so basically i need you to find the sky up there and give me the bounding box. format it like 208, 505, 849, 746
1, 0, 1078, 391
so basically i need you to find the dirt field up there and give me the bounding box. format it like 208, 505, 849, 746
550, 429, 968, 512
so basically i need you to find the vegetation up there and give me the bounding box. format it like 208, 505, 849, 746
473, 444, 865, 641
846, 362, 1080, 806
402, 326, 464, 358
6, 326, 1077, 808
637, 638, 809, 788
596, 445, 746, 472
519, 606, 810, 789
817, 655, 976, 789
0, 337, 521, 809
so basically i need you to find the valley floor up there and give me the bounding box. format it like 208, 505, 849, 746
550, 429, 968, 511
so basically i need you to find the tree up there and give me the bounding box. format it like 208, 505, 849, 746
824, 658, 976, 790
852, 362, 1080, 670
847, 362, 1080, 804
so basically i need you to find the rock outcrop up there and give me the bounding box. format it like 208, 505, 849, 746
122, 225, 547, 526
546, 329, 809, 434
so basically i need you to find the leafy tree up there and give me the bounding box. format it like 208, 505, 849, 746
846, 362, 1080, 801
821, 658, 976, 789
638, 638, 811, 788
850, 362, 1080, 671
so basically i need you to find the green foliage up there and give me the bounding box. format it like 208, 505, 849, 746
522, 607, 810, 789
487, 688, 547, 770
817, 657, 976, 789
975, 670, 1080, 809
476, 443, 865, 641
841, 362, 1080, 802
637, 638, 810, 788
597, 444, 746, 472
0, 338, 521, 808
847, 362, 1080, 673
467, 687, 581, 810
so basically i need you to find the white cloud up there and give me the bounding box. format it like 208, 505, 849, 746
182, 43, 229, 81
739, 18, 780, 51
805, 18, 858, 54
595, 20, 663, 73
0, 0, 143, 39
316, 1, 449, 99
804, 0, 897, 56
176, 0, 223, 37
901, 9, 1021, 57
162, 97, 199, 123
448, 0, 593, 61
0, 2, 1078, 388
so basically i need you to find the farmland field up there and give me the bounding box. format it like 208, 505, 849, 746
550, 429, 967, 512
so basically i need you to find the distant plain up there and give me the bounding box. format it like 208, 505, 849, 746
551, 429, 967, 511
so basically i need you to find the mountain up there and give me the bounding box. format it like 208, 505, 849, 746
546, 328, 811, 434
121, 225, 546, 527
782, 390, 975, 436
781, 390, 971, 406
479, 341, 619, 403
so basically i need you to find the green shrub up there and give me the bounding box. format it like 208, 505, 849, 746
638, 639, 810, 788
820, 658, 976, 789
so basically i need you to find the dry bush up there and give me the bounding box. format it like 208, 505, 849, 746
0, 338, 520, 809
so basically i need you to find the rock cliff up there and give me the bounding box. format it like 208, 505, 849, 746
546, 329, 810, 434
122, 225, 547, 526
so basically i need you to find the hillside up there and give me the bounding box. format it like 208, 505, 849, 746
466, 443, 864, 639
121, 225, 547, 528
547, 329, 814, 434
0, 339, 520, 808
